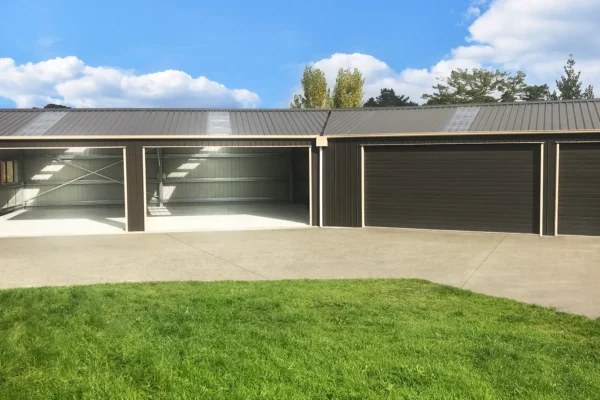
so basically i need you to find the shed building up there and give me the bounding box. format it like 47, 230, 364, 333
0, 100, 599, 237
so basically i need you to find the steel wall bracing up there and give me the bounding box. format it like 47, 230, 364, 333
145, 147, 293, 205
135, 139, 314, 232
0, 184, 22, 213
21, 148, 124, 207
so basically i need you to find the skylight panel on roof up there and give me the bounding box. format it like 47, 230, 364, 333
207, 112, 232, 135
20, 112, 69, 136
442, 107, 480, 132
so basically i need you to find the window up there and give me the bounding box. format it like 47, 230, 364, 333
1, 161, 15, 184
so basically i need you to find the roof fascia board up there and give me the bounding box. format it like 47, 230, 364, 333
0, 135, 320, 140
324, 130, 600, 139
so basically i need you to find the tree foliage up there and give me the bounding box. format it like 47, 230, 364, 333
420, 65, 590, 104
523, 85, 555, 101
556, 55, 594, 100
44, 104, 71, 109
332, 68, 364, 108
499, 71, 528, 102
422, 68, 509, 105
363, 88, 417, 107
290, 66, 330, 109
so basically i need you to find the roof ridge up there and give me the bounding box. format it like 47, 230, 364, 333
1, 98, 598, 113
0, 108, 332, 112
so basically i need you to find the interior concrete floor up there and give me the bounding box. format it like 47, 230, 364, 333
0, 206, 126, 237
145, 203, 310, 232
0, 203, 309, 238
0, 228, 598, 317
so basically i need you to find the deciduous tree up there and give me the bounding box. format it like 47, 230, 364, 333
290, 66, 329, 109
332, 68, 364, 108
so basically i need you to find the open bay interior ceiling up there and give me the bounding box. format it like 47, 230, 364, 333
143, 146, 311, 231
363, 144, 542, 234
0, 147, 126, 237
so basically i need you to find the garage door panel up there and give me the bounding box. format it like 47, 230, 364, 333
366, 217, 534, 233
558, 143, 600, 236
364, 144, 540, 234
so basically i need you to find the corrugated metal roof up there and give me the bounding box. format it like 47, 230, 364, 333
324, 100, 600, 135
0, 109, 329, 137
0, 100, 599, 138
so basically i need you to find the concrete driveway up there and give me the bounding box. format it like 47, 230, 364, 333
0, 228, 599, 317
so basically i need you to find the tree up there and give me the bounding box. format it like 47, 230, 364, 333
332, 68, 364, 108
44, 103, 70, 109
363, 88, 418, 107
290, 66, 329, 109
556, 55, 595, 100
522, 84, 554, 101
290, 95, 303, 109
421, 68, 569, 104
500, 71, 527, 102
422, 68, 509, 105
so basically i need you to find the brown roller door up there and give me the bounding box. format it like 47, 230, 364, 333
557, 143, 600, 236
364, 144, 541, 233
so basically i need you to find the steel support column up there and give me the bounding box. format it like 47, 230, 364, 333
157, 148, 164, 207
125, 142, 146, 232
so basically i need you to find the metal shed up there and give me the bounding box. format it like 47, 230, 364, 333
1, 100, 600, 237
322, 100, 600, 236
0, 109, 326, 236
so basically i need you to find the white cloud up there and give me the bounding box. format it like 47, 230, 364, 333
308, 53, 479, 104
464, 6, 482, 19
0, 56, 260, 108
306, 0, 600, 104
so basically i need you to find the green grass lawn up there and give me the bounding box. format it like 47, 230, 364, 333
0, 280, 599, 399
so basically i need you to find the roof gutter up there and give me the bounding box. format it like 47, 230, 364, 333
324, 129, 600, 139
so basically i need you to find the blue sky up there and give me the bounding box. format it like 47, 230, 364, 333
0, 0, 598, 108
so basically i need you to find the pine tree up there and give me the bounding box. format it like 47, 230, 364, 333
556, 55, 586, 100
